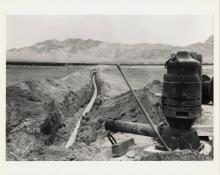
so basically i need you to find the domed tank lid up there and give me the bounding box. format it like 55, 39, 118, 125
176, 51, 191, 59
167, 51, 200, 66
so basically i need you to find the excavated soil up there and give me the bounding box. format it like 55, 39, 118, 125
6, 69, 94, 160
6, 65, 213, 161
138, 149, 211, 161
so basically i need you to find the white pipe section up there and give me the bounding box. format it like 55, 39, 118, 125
65, 73, 97, 148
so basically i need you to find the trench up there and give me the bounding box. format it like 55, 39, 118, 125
65, 73, 98, 148
6, 69, 99, 160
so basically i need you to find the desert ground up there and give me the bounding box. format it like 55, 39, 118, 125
6, 64, 213, 161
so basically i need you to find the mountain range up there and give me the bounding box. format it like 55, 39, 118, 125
7, 36, 213, 64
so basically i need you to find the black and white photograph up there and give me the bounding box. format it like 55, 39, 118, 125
5, 14, 214, 161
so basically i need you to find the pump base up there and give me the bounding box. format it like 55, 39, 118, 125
158, 125, 201, 150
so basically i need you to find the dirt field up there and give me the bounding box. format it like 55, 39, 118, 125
7, 64, 213, 90
6, 65, 93, 85
6, 65, 213, 161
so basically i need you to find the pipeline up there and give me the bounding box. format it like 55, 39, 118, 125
105, 118, 213, 137
105, 119, 155, 137
65, 72, 98, 148
105, 119, 207, 150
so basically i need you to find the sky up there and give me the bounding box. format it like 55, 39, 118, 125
7, 15, 213, 49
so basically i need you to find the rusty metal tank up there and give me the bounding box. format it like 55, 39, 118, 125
162, 51, 202, 129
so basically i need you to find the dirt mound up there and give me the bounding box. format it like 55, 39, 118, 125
95, 66, 130, 97
139, 149, 211, 161
6, 70, 94, 160
77, 80, 165, 144
17, 142, 108, 161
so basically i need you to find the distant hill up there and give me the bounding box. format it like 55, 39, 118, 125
7, 36, 213, 64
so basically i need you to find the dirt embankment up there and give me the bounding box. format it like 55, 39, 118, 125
6, 69, 94, 160
139, 149, 211, 161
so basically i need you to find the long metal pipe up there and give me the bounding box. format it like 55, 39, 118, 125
105, 119, 213, 137
117, 65, 171, 151
105, 119, 155, 137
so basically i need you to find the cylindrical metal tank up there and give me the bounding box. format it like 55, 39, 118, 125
202, 75, 213, 104
162, 51, 202, 129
